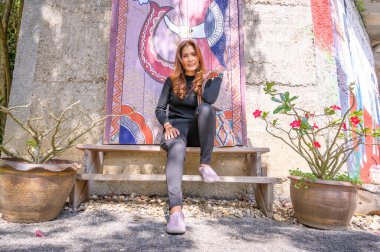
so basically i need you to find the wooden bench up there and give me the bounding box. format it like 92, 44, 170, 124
70, 144, 281, 217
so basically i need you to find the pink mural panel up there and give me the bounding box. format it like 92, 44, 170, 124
311, 0, 380, 183
104, 0, 247, 145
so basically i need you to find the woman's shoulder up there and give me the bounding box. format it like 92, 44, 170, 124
164, 77, 173, 86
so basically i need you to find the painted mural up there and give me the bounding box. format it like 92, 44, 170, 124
104, 0, 247, 146
311, 0, 380, 183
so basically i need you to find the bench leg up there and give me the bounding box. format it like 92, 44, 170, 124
69, 180, 89, 210
69, 150, 103, 209
247, 153, 274, 217
255, 183, 274, 218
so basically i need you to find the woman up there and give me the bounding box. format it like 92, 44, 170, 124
155, 39, 223, 234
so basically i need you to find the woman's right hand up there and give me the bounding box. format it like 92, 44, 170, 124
164, 124, 180, 140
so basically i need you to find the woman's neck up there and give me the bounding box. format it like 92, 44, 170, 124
185, 71, 195, 76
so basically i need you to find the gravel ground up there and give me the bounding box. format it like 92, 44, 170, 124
0, 196, 379, 252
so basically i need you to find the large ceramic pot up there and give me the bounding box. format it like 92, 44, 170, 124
289, 175, 358, 230
0, 158, 77, 223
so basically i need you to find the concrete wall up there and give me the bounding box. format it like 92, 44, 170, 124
244, 0, 338, 177
4, 0, 364, 196
4, 0, 112, 160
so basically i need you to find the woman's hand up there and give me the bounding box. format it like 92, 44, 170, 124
164, 123, 180, 140
204, 66, 225, 80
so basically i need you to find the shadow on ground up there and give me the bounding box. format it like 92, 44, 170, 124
205, 218, 380, 252
1, 209, 379, 251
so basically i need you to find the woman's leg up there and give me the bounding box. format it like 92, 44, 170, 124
188, 103, 219, 182
161, 135, 187, 211
187, 103, 216, 164
161, 134, 187, 234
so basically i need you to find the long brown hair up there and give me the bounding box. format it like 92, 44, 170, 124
170, 39, 205, 99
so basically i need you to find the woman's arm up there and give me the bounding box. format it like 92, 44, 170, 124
202, 73, 223, 104
155, 77, 181, 140
155, 77, 172, 126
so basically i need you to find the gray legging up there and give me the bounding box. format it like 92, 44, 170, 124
160, 103, 216, 209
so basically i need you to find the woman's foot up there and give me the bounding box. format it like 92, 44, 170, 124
166, 211, 186, 234
199, 164, 220, 182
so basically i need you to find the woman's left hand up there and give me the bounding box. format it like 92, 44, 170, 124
204, 66, 224, 80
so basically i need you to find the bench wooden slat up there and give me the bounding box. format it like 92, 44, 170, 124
76, 144, 270, 154
77, 174, 281, 184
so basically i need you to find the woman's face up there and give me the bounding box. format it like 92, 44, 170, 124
180, 44, 199, 76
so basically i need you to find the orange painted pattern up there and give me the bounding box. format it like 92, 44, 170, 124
110, 0, 128, 143
121, 105, 154, 144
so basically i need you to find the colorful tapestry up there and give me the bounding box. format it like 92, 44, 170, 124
104, 0, 247, 145
310, 0, 380, 183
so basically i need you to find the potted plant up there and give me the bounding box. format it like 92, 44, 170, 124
253, 82, 380, 230
0, 101, 103, 223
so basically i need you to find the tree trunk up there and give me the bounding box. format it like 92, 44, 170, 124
2, 0, 14, 33
0, 18, 11, 149
0, 21, 11, 108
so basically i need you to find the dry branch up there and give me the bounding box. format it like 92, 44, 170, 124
0, 102, 125, 163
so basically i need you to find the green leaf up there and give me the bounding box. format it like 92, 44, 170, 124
284, 105, 292, 112
338, 132, 346, 138
279, 93, 285, 102
298, 129, 308, 136
271, 97, 282, 103
362, 127, 371, 134
324, 108, 335, 115
372, 128, 380, 137
331, 119, 341, 125
273, 106, 284, 114
26, 139, 37, 147
300, 120, 310, 129
271, 119, 278, 126
262, 111, 268, 119
284, 92, 290, 100
351, 110, 363, 117
289, 96, 298, 102
264, 81, 277, 95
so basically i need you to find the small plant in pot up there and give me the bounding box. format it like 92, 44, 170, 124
253, 82, 380, 230
0, 101, 103, 223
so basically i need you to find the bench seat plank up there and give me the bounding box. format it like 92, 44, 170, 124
76, 144, 270, 154
77, 174, 281, 184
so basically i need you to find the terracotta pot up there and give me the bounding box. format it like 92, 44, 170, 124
289, 175, 358, 230
0, 158, 77, 223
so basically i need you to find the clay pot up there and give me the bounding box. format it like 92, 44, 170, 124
289, 175, 358, 230
0, 158, 77, 223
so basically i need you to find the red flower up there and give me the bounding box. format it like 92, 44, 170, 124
253, 109, 262, 118
290, 120, 301, 128
313, 123, 319, 129
342, 122, 347, 130
313, 141, 321, 148
330, 105, 341, 111
350, 116, 360, 126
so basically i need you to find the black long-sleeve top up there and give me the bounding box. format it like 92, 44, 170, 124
155, 74, 222, 127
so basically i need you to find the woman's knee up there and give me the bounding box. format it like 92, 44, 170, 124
166, 138, 186, 153
197, 103, 214, 116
